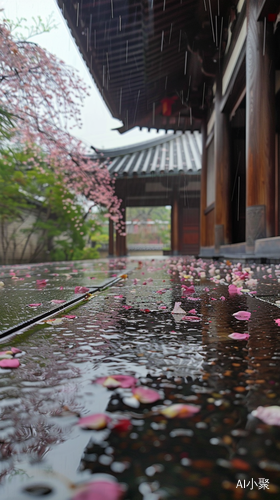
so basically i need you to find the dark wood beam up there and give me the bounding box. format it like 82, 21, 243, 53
246, 0, 276, 251
257, 0, 280, 20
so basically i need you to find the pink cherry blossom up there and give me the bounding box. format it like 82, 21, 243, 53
233, 311, 251, 321
77, 413, 112, 430
50, 299, 66, 304
95, 375, 137, 389
71, 480, 124, 500
0, 20, 124, 233
28, 303, 42, 307
132, 386, 161, 404
0, 359, 20, 368
252, 406, 280, 426
228, 333, 250, 340
274, 319, 280, 326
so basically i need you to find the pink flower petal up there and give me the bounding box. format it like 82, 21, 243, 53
220, 296, 226, 301
72, 480, 124, 500
252, 406, 280, 426
36, 279, 47, 286
171, 302, 186, 315
181, 285, 195, 294
11, 347, 22, 354
109, 419, 132, 432
160, 404, 201, 418
28, 303, 42, 307
64, 315, 77, 319
181, 315, 201, 322
95, 375, 137, 389
75, 286, 90, 294
77, 413, 112, 430
132, 386, 161, 404
228, 332, 250, 340
233, 311, 251, 321
188, 309, 197, 315
228, 284, 242, 295
114, 294, 124, 299
274, 319, 280, 326
0, 359, 20, 369
50, 299, 66, 304
186, 297, 201, 301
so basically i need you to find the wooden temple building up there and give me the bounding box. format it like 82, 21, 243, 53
92, 132, 201, 256
58, 0, 280, 259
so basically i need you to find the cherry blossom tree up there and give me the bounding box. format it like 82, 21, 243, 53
0, 17, 124, 232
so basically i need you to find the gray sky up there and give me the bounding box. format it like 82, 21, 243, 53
2, 0, 169, 149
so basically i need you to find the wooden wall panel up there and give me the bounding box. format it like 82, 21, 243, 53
205, 209, 215, 247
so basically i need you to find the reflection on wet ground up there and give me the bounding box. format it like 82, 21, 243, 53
0, 259, 130, 334
1, 257, 280, 499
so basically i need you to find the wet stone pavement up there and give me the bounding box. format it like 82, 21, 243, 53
1, 257, 280, 499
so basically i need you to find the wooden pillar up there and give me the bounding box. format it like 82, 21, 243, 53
171, 193, 179, 255
200, 117, 207, 249
246, 0, 275, 252
214, 71, 231, 252
108, 218, 114, 257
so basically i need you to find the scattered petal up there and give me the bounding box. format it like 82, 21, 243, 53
28, 303, 42, 307
109, 419, 132, 432
233, 311, 251, 321
11, 347, 22, 354
50, 299, 66, 304
132, 386, 161, 404
228, 333, 250, 340
75, 286, 90, 294
72, 480, 124, 500
64, 315, 77, 319
181, 316, 201, 322
274, 319, 280, 326
171, 302, 186, 315
160, 404, 201, 418
0, 359, 20, 369
77, 413, 112, 430
114, 294, 124, 299
251, 406, 280, 426
228, 284, 242, 295
95, 375, 137, 389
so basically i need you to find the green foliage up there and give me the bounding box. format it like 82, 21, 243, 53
0, 146, 88, 263
5, 14, 58, 41
126, 206, 171, 247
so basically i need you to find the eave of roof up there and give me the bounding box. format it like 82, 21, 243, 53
93, 131, 202, 177
57, 0, 235, 133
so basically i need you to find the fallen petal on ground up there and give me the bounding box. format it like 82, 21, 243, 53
233, 311, 251, 321
28, 303, 42, 307
72, 479, 124, 500
251, 406, 280, 426
95, 375, 138, 389
77, 413, 112, 430
228, 333, 250, 340
160, 404, 201, 418
0, 359, 20, 369
132, 386, 161, 404
75, 286, 90, 294
171, 302, 186, 315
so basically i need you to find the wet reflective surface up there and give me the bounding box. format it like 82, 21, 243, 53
0, 259, 130, 333
1, 258, 280, 499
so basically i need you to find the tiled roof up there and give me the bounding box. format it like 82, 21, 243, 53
93, 132, 201, 177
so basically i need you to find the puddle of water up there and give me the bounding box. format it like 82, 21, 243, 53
0, 258, 280, 498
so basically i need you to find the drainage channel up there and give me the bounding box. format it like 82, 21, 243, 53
0, 275, 124, 342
